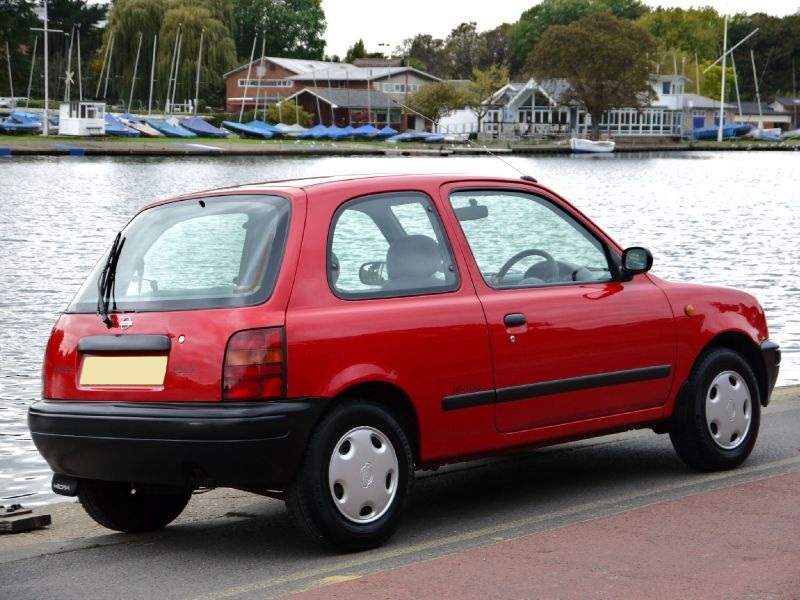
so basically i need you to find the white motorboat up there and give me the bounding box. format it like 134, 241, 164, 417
570, 137, 616, 153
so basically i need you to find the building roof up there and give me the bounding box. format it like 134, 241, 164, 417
288, 66, 439, 83
223, 57, 359, 79
736, 101, 786, 115
287, 87, 399, 110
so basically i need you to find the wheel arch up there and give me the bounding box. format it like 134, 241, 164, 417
701, 332, 769, 407
329, 381, 420, 465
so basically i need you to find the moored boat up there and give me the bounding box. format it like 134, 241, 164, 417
569, 138, 616, 153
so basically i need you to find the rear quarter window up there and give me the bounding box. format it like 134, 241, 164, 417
68, 194, 290, 313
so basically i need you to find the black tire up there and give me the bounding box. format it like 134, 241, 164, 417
78, 480, 192, 533
669, 348, 760, 471
286, 400, 414, 551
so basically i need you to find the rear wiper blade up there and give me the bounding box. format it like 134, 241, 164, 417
97, 232, 125, 328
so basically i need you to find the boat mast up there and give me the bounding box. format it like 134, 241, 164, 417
147, 34, 157, 116
238, 37, 257, 123
717, 15, 728, 143
30, 2, 63, 135
63, 26, 73, 102
103, 33, 115, 99
128, 31, 143, 112
76, 25, 82, 100
750, 50, 763, 124
5, 40, 13, 100
170, 29, 182, 112
165, 23, 181, 113
25, 36, 37, 109
193, 27, 204, 116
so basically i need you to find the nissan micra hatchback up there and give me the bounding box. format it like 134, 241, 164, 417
30, 174, 780, 551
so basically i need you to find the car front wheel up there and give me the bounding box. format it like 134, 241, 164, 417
286, 400, 414, 551
669, 348, 760, 471
78, 479, 192, 532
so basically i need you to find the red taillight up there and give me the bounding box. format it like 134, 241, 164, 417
223, 328, 285, 401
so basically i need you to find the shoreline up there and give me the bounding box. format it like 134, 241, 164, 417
1, 135, 798, 157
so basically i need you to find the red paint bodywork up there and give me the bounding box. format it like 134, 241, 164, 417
41, 174, 774, 470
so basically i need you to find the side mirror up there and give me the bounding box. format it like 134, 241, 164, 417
621, 247, 653, 278
359, 261, 387, 286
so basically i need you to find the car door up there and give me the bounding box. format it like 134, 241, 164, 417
444, 185, 676, 433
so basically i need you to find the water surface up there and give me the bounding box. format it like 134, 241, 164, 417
1, 151, 797, 505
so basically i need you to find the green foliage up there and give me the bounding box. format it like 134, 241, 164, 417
445, 22, 481, 79
231, 0, 325, 61
729, 13, 800, 99
464, 64, 509, 126
398, 34, 447, 77
102, 0, 236, 110
344, 39, 366, 64
637, 7, 723, 62
509, 0, 648, 76
528, 12, 657, 138
407, 81, 465, 126
0, 0, 38, 96
699, 62, 735, 99
478, 24, 511, 71
266, 99, 312, 126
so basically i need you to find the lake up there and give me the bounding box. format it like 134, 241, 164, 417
1, 150, 798, 506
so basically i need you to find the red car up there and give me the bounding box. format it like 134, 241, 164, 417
29, 174, 780, 550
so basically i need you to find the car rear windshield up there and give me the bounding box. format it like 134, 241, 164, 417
67, 194, 290, 313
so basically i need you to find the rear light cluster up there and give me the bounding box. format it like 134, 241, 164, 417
223, 327, 285, 401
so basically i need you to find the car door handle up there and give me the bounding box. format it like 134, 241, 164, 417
504, 313, 527, 327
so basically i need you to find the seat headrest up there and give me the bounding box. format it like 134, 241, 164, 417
386, 235, 441, 281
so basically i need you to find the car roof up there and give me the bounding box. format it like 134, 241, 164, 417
140, 173, 546, 211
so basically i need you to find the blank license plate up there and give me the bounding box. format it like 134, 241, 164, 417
79, 356, 168, 386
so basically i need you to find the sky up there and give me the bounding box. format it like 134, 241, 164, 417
320, 0, 799, 58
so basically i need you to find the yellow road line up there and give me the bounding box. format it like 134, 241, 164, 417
192, 455, 800, 600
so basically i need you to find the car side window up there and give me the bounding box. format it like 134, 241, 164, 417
449, 190, 611, 288
329, 192, 458, 298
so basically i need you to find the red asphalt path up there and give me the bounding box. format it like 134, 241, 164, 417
288, 471, 800, 599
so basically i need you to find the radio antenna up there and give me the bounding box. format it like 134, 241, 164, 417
391, 98, 537, 182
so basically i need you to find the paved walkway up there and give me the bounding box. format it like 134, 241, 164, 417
286, 471, 800, 599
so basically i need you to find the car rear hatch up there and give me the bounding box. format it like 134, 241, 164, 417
44, 192, 295, 403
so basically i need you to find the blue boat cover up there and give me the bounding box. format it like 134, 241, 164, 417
376, 125, 398, 139
221, 121, 273, 139
245, 120, 282, 134
353, 124, 381, 138
105, 114, 140, 137
179, 117, 229, 138
146, 118, 198, 138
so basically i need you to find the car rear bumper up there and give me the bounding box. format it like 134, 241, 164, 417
28, 399, 327, 491
760, 339, 781, 405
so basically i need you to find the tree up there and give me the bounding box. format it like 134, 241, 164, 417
508, 0, 648, 76
344, 39, 366, 64
0, 0, 38, 96
463, 64, 508, 131
398, 34, 447, 77
728, 13, 800, 100
102, 0, 236, 110
527, 13, 657, 139
478, 24, 511, 71
637, 7, 723, 63
102, 0, 167, 102
156, 1, 237, 109
406, 81, 465, 129
445, 22, 483, 79
265, 98, 312, 125
231, 0, 325, 60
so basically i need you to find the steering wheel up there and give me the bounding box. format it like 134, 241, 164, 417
497, 249, 559, 284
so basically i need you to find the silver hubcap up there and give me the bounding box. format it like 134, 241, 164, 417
328, 426, 398, 524
705, 370, 751, 450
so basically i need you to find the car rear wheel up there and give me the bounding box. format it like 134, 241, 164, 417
286, 400, 413, 551
669, 348, 760, 471
78, 479, 192, 533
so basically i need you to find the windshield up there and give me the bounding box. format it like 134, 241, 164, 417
68, 194, 291, 314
